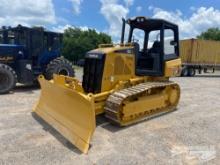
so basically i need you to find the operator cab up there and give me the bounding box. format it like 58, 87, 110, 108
121, 17, 179, 76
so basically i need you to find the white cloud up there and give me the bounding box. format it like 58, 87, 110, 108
68, 0, 83, 15
52, 24, 73, 33
80, 26, 90, 31
0, 0, 56, 27
136, 6, 142, 13
150, 6, 220, 39
100, 0, 130, 39
52, 24, 91, 33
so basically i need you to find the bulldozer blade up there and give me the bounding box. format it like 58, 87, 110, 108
33, 76, 96, 153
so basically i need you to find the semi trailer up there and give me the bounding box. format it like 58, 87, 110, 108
180, 39, 220, 76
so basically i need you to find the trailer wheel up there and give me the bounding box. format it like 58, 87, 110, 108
0, 64, 17, 94
45, 57, 75, 80
181, 67, 188, 77
187, 68, 196, 77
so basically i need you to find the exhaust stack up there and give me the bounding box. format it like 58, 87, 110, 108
120, 18, 126, 44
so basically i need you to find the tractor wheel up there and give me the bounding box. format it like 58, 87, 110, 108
45, 57, 75, 80
0, 64, 17, 94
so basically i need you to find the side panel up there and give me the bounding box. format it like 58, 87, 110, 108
180, 39, 220, 65
0, 45, 19, 67
37, 49, 60, 67
180, 39, 193, 63
101, 49, 135, 92
196, 40, 220, 65
164, 58, 182, 77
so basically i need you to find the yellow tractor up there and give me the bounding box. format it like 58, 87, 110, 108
33, 17, 181, 153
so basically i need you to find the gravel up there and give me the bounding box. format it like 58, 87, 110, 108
0, 70, 219, 165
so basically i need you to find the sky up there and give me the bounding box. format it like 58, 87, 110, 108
0, 0, 220, 41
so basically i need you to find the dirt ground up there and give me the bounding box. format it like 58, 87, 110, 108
0, 70, 220, 165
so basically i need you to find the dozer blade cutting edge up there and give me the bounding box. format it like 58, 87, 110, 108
33, 75, 96, 153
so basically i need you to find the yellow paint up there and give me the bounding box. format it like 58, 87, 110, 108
34, 75, 95, 153
97, 45, 136, 92
164, 58, 182, 77
123, 94, 166, 117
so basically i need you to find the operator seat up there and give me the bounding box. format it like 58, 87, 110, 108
136, 40, 162, 74
133, 42, 140, 56
149, 41, 161, 54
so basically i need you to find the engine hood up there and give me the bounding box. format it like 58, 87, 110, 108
88, 44, 135, 55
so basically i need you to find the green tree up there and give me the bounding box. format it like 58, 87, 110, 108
62, 27, 112, 63
197, 28, 220, 41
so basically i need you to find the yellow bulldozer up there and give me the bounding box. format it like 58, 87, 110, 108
33, 17, 181, 153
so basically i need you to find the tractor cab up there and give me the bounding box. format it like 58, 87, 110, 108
121, 17, 179, 76
0, 25, 63, 66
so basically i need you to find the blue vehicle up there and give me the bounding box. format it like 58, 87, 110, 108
0, 25, 74, 94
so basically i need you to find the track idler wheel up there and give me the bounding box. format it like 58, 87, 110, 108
166, 84, 180, 106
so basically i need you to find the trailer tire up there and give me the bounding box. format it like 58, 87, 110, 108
181, 67, 188, 77
187, 68, 196, 77
0, 64, 17, 94
45, 57, 75, 80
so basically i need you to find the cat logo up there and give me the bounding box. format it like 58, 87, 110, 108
0, 56, 14, 62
